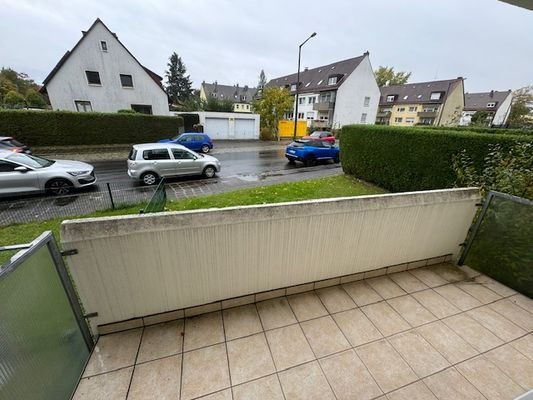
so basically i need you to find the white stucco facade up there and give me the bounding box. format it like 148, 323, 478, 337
332, 56, 380, 127
44, 20, 169, 115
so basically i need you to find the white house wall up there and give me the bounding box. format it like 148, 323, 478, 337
46, 22, 169, 115
61, 188, 480, 327
333, 56, 380, 127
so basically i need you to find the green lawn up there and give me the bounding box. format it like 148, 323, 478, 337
1, 175, 385, 265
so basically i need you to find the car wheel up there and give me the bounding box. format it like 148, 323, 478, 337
141, 172, 158, 185
287, 159, 296, 165
203, 165, 216, 178
334, 156, 340, 163
201, 144, 210, 153
304, 155, 316, 167
46, 178, 73, 195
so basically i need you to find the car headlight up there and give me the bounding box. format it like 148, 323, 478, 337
68, 170, 90, 176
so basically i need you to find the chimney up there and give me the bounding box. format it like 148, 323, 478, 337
214, 81, 218, 92
490, 90, 494, 98
364, 50, 370, 56
304, 67, 309, 71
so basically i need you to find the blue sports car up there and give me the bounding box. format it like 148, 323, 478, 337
159, 133, 213, 153
285, 139, 340, 167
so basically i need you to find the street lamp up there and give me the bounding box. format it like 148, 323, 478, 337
293, 32, 317, 140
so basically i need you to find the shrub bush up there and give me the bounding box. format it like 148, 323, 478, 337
260, 127, 274, 141
179, 113, 200, 132
419, 125, 533, 136
0, 110, 183, 146
340, 124, 533, 192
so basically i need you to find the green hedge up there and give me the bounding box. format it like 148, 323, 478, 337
0, 110, 183, 146
419, 125, 533, 136
341, 125, 533, 192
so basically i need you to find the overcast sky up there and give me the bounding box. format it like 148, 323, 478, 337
1, 0, 532, 93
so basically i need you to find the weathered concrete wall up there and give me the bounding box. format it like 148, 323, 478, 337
61, 188, 480, 326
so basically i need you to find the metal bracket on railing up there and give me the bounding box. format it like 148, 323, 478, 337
0, 243, 32, 252
84, 312, 98, 318
60, 249, 78, 256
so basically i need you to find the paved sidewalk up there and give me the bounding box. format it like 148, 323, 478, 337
34, 140, 291, 161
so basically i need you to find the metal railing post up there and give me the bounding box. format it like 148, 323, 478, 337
106, 182, 116, 210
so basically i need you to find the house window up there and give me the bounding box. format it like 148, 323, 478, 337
423, 106, 438, 112
75, 100, 92, 112
361, 113, 367, 123
430, 92, 441, 100
120, 74, 133, 88
403, 95, 409, 100
291, 84, 297, 91
487, 102, 496, 108
235, 104, 240, 109
246, 105, 250, 110
100, 41, 108, 51
408, 106, 417, 112
308, 97, 316, 104
405, 117, 415, 123
317, 79, 323, 85
386, 95, 395, 102
85, 71, 101, 85
306, 112, 314, 120
397, 107, 405, 112
394, 117, 403, 123
328, 77, 337, 85
298, 112, 304, 119
131, 104, 153, 114
299, 97, 305, 105
364, 96, 370, 107
286, 112, 294, 119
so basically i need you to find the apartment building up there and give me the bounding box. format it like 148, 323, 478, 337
459, 90, 513, 127
267, 52, 380, 128
377, 78, 465, 126
200, 82, 258, 113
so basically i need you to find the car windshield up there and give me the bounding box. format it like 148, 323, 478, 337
7, 153, 54, 168
2, 138, 24, 147
310, 132, 322, 137
171, 134, 183, 141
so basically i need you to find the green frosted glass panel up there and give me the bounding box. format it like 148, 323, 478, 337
0, 244, 90, 400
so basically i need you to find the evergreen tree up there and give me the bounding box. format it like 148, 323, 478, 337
165, 52, 193, 104
258, 69, 267, 89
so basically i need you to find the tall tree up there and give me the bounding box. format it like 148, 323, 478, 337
0, 67, 48, 108
374, 66, 411, 87
165, 52, 193, 104
258, 69, 267, 89
252, 87, 293, 140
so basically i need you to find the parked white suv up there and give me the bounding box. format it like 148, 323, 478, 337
127, 143, 221, 185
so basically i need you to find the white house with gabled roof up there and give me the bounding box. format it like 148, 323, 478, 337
40, 18, 169, 115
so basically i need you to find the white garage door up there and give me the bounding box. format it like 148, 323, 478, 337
235, 119, 256, 139
205, 118, 230, 139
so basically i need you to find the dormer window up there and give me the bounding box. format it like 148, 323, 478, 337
100, 41, 108, 52
328, 77, 338, 85
430, 92, 442, 100
487, 102, 496, 108
317, 79, 323, 85
386, 95, 395, 102
290, 84, 297, 91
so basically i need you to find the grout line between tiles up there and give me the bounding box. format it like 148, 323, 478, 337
124, 326, 144, 399
220, 307, 234, 400
179, 318, 185, 400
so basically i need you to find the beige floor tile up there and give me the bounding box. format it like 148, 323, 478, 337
510, 293, 533, 313
361, 301, 410, 337
316, 286, 356, 313
355, 339, 417, 393
300, 315, 350, 358
181, 344, 230, 400
256, 297, 297, 330
366, 276, 406, 299
183, 311, 225, 352
467, 306, 526, 342
433, 284, 482, 311
387, 295, 437, 327
137, 320, 183, 363
387, 381, 438, 400
489, 299, 533, 331
73, 367, 132, 400
455, 282, 501, 304
227, 333, 275, 385
320, 350, 383, 400
416, 321, 478, 364
265, 324, 315, 370
342, 280, 383, 306
473, 275, 517, 297
443, 313, 503, 352
83, 328, 142, 377
409, 268, 447, 287
223, 304, 262, 341
389, 271, 428, 293
389, 331, 450, 377
128, 355, 181, 400
287, 292, 328, 322
486, 344, 533, 390
196, 389, 232, 399
424, 367, 485, 400
456, 356, 524, 400
278, 361, 335, 400
511, 334, 533, 361
233, 374, 284, 400
333, 308, 382, 347
430, 263, 469, 283
411, 289, 460, 319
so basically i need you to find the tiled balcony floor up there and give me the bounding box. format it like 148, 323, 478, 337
73, 263, 533, 400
